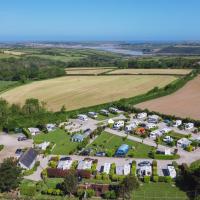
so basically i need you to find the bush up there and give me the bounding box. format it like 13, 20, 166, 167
152, 160, 157, 167
152, 175, 159, 182
49, 160, 57, 168
158, 176, 166, 182
103, 190, 116, 199
86, 189, 95, 198
165, 176, 172, 183
143, 176, 150, 183
22, 128, 32, 139
185, 145, 193, 152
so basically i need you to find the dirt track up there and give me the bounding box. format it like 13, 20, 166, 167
136, 75, 200, 120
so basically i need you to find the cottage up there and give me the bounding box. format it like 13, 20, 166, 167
28, 127, 40, 136
184, 123, 194, 130
137, 112, 147, 119
37, 141, 50, 150
116, 166, 124, 175
163, 136, 174, 143
124, 164, 131, 175
77, 114, 88, 121
150, 130, 162, 139
145, 123, 157, 130
109, 107, 119, 114
125, 123, 137, 133
46, 124, 56, 132
18, 148, 37, 170
77, 160, 93, 170
167, 165, 176, 178
138, 165, 152, 177
173, 120, 182, 127
88, 112, 98, 119
57, 160, 73, 170
71, 134, 84, 142
147, 115, 159, 123
103, 163, 111, 174
100, 109, 109, 116
160, 128, 172, 134
113, 120, 124, 130
177, 138, 191, 148
115, 144, 129, 157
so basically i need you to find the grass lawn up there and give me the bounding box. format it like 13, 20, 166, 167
0, 80, 18, 93
167, 131, 188, 140
1, 75, 177, 111
34, 129, 78, 155
96, 113, 118, 121
133, 183, 189, 200
88, 131, 152, 158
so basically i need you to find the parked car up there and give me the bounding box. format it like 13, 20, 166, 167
96, 152, 106, 157
60, 157, 71, 161
17, 136, 27, 141
138, 161, 151, 166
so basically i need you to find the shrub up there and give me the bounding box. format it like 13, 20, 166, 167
86, 189, 95, 198
158, 176, 166, 182
22, 128, 32, 139
165, 176, 172, 183
49, 160, 57, 168
143, 176, 150, 183
103, 190, 116, 199
152, 160, 157, 167
153, 176, 159, 182
185, 145, 193, 152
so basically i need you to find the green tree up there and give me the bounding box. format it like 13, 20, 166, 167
0, 157, 22, 192
119, 175, 139, 200
62, 171, 78, 196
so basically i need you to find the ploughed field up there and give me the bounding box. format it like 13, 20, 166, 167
0, 75, 177, 111
136, 75, 200, 120
108, 68, 192, 75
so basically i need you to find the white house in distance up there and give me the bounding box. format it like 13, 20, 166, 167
57, 160, 73, 170
177, 138, 191, 148
145, 123, 157, 130
184, 123, 194, 130
173, 120, 182, 127
88, 112, 98, 119
18, 148, 37, 170
37, 141, 50, 150
150, 130, 162, 139
77, 160, 93, 170
125, 123, 137, 133
77, 114, 88, 121
137, 112, 147, 119
28, 127, 40, 136
46, 124, 56, 132
138, 165, 152, 177
167, 165, 176, 178
103, 163, 111, 174
147, 115, 160, 123
109, 107, 119, 114
113, 120, 124, 130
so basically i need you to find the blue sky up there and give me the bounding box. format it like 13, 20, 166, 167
0, 0, 199, 41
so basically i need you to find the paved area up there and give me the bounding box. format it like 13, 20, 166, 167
0, 133, 33, 162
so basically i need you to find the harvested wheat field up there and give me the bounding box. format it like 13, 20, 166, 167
136, 75, 200, 120
0, 75, 176, 111
108, 68, 192, 75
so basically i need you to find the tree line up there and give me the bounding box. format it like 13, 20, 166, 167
0, 56, 66, 81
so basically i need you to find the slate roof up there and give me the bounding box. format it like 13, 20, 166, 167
19, 148, 37, 168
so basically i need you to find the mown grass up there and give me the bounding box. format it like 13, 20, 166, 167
133, 182, 189, 200
34, 129, 78, 155
88, 131, 152, 158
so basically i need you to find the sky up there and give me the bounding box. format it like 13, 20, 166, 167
0, 0, 200, 41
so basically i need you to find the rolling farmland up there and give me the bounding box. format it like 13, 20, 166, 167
0, 75, 177, 111
136, 75, 200, 120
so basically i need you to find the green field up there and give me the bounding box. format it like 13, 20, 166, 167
88, 131, 152, 158
133, 183, 188, 200
34, 129, 78, 155
0, 80, 18, 92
